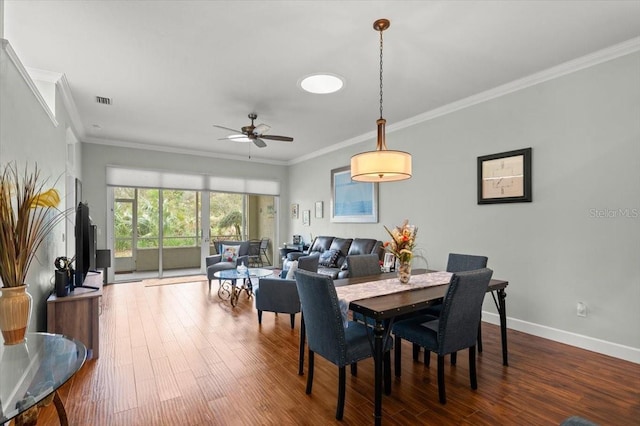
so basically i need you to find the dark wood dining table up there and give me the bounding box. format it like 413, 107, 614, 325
297, 269, 509, 426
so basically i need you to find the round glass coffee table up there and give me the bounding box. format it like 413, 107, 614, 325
214, 267, 273, 307
0, 332, 86, 425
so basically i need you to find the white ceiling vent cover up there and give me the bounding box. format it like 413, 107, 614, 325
96, 96, 112, 105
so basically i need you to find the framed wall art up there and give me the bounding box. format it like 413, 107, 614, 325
315, 201, 323, 218
303, 210, 310, 226
331, 166, 378, 223
291, 203, 299, 219
478, 147, 532, 204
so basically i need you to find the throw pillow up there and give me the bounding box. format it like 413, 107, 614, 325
319, 249, 340, 268
221, 244, 240, 263
285, 261, 299, 280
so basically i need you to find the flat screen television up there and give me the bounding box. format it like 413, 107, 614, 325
74, 202, 98, 290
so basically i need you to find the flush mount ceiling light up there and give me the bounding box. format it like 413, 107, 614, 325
351, 19, 412, 182
300, 73, 344, 94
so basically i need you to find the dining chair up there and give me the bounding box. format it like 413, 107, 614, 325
259, 237, 271, 266
392, 268, 493, 404
417, 253, 488, 365
294, 269, 392, 420
345, 253, 381, 278
247, 239, 262, 267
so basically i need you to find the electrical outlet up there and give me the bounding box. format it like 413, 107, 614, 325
577, 302, 587, 317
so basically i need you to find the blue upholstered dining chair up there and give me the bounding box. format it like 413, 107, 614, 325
392, 268, 493, 404
345, 253, 381, 278
254, 254, 319, 328
294, 269, 392, 420
417, 253, 488, 365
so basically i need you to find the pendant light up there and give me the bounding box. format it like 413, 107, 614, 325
351, 19, 412, 182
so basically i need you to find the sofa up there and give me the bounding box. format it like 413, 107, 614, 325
287, 236, 383, 279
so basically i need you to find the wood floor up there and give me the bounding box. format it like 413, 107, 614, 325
32, 278, 639, 425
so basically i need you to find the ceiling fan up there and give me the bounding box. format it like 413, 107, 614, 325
213, 113, 294, 148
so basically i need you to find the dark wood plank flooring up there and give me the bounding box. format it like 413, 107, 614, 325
30, 279, 640, 425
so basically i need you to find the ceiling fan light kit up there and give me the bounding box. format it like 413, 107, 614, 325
351, 18, 412, 182
213, 113, 293, 148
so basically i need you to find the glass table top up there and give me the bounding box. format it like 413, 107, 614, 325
213, 267, 274, 280
0, 332, 87, 423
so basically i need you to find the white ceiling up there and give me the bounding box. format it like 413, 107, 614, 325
4, 1, 640, 165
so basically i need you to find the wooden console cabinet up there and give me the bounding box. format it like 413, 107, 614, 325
47, 271, 102, 359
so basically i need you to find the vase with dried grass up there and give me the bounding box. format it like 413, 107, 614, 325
0, 162, 65, 345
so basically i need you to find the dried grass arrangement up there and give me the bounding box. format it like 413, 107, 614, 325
0, 162, 65, 288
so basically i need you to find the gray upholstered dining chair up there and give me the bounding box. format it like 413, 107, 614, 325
345, 253, 381, 278
254, 254, 319, 328
392, 268, 493, 404
294, 269, 392, 420
418, 253, 488, 365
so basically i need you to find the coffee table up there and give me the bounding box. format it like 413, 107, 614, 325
0, 332, 86, 425
214, 267, 273, 307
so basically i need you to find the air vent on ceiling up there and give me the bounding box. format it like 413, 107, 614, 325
96, 96, 112, 105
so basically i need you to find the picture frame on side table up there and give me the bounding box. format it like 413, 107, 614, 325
478, 148, 532, 204
291, 203, 299, 219
331, 166, 378, 223
315, 201, 323, 218
303, 210, 310, 226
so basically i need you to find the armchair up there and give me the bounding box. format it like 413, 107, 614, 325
205, 240, 249, 291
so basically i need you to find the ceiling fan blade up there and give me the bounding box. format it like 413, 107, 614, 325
213, 124, 242, 133
254, 123, 271, 135
260, 135, 294, 142
253, 138, 267, 148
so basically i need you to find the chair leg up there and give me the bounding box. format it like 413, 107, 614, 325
437, 355, 446, 404
306, 350, 314, 394
469, 345, 477, 390
412, 343, 420, 361
298, 314, 305, 376
394, 336, 402, 377
351, 362, 357, 376
424, 349, 430, 366
384, 350, 392, 395
290, 313, 295, 329
258, 310, 262, 325
451, 351, 457, 365
477, 323, 483, 353
208, 279, 211, 291
337, 366, 346, 420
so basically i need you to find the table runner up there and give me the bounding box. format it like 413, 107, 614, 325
335, 271, 453, 326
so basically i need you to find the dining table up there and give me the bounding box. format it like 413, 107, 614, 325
297, 268, 509, 426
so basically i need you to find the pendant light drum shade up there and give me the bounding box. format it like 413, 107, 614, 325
351, 18, 412, 183
351, 150, 412, 182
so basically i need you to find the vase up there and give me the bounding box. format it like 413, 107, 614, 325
397, 260, 412, 284
0, 285, 32, 345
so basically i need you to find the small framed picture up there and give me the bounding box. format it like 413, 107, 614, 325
291, 203, 299, 219
383, 253, 395, 272
303, 210, 311, 226
478, 148, 532, 204
315, 201, 323, 218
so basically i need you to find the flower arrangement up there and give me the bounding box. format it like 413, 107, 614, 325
383, 219, 418, 264
0, 162, 64, 288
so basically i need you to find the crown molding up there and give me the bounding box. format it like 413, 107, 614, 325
83, 135, 288, 166
289, 36, 640, 166
1, 39, 58, 127
56, 73, 86, 140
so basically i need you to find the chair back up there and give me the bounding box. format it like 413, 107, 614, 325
295, 269, 348, 365
446, 253, 488, 273
248, 240, 261, 256
346, 254, 381, 278
259, 238, 270, 250
255, 278, 300, 314
438, 268, 493, 355
297, 253, 319, 273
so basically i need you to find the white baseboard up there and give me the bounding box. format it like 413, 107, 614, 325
482, 311, 640, 364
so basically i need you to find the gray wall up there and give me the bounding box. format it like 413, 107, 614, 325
289, 52, 640, 355
0, 40, 72, 331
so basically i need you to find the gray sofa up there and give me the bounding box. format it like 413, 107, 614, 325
288, 236, 383, 279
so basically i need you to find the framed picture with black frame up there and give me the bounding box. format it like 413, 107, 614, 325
477, 147, 532, 204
